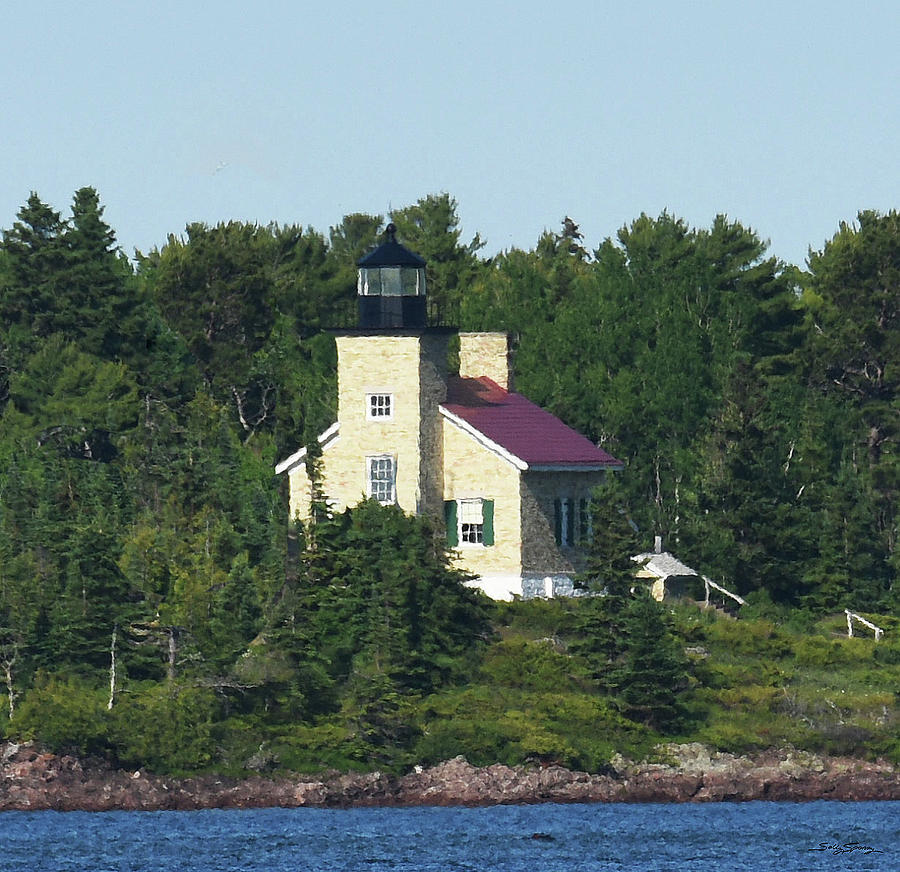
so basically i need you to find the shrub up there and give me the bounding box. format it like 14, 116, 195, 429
792, 636, 839, 667
490, 597, 579, 640
263, 722, 368, 774
715, 685, 780, 711
830, 637, 878, 664
696, 710, 814, 754
413, 686, 653, 772
873, 638, 900, 665
702, 618, 791, 659
110, 683, 220, 773
12, 672, 110, 756
478, 638, 584, 693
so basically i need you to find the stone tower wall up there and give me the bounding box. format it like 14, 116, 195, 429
458, 332, 511, 390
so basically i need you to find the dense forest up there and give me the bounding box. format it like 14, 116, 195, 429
0, 188, 897, 773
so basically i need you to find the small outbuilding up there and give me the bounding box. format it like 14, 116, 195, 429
632, 538, 701, 602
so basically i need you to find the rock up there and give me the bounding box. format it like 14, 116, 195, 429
0, 742, 897, 810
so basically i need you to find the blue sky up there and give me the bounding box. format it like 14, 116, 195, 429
3, 1, 897, 267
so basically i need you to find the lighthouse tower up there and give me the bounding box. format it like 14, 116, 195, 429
311, 225, 453, 516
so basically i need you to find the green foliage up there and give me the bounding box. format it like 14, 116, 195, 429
288, 500, 491, 695
137, 220, 341, 446
13, 673, 110, 755
694, 709, 815, 755
413, 686, 653, 772
569, 481, 642, 673
110, 683, 220, 773
1, 187, 898, 774
237, 720, 366, 775
489, 596, 581, 640
701, 617, 791, 659
792, 636, 841, 667
609, 594, 693, 732
339, 666, 422, 769
390, 193, 484, 319
478, 639, 586, 693
798, 210, 900, 610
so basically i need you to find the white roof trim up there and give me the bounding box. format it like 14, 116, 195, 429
439, 405, 528, 471
274, 422, 340, 474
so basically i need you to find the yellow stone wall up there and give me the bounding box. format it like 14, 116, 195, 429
287, 461, 312, 522
635, 568, 667, 601
441, 416, 522, 579
315, 333, 450, 515
458, 332, 511, 390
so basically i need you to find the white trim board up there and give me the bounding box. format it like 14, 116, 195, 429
274, 422, 340, 475
438, 406, 528, 471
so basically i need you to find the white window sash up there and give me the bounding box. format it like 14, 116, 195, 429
367, 393, 393, 419
367, 455, 396, 503
458, 499, 483, 524
458, 498, 485, 545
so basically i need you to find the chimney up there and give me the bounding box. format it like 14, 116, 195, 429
654, 535, 663, 554
458, 332, 512, 390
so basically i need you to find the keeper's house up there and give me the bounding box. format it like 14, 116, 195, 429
275, 226, 622, 600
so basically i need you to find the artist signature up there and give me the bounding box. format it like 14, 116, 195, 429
813, 841, 884, 856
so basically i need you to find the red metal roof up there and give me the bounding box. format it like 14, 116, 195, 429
442, 377, 622, 469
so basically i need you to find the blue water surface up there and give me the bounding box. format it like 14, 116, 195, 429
2, 801, 895, 871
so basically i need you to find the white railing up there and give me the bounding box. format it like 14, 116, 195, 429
702, 575, 747, 608
845, 609, 884, 641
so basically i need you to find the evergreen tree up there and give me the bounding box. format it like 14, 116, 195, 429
287, 500, 489, 694
0, 188, 144, 364
0, 193, 67, 344
571, 479, 641, 675
610, 592, 691, 733
390, 193, 485, 321
801, 210, 900, 608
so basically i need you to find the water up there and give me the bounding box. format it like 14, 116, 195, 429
1, 801, 895, 871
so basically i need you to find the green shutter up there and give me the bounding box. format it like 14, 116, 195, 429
444, 500, 458, 547
554, 498, 562, 545
482, 499, 494, 546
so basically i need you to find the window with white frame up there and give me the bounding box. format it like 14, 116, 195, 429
459, 498, 484, 544
444, 498, 494, 547
367, 455, 396, 503
560, 498, 572, 546
367, 393, 393, 419
555, 496, 589, 547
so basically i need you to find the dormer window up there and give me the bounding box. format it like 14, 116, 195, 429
367, 393, 393, 419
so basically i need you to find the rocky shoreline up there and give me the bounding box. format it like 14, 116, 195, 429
1, 742, 897, 812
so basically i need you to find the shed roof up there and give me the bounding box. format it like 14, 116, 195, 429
632, 551, 699, 580
441, 377, 622, 470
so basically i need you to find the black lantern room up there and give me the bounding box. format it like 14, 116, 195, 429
356, 223, 427, 329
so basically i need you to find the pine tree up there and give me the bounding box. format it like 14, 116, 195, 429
390, 193, 485, 321
571, 479, 641, 676
610, 592, 691, 733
